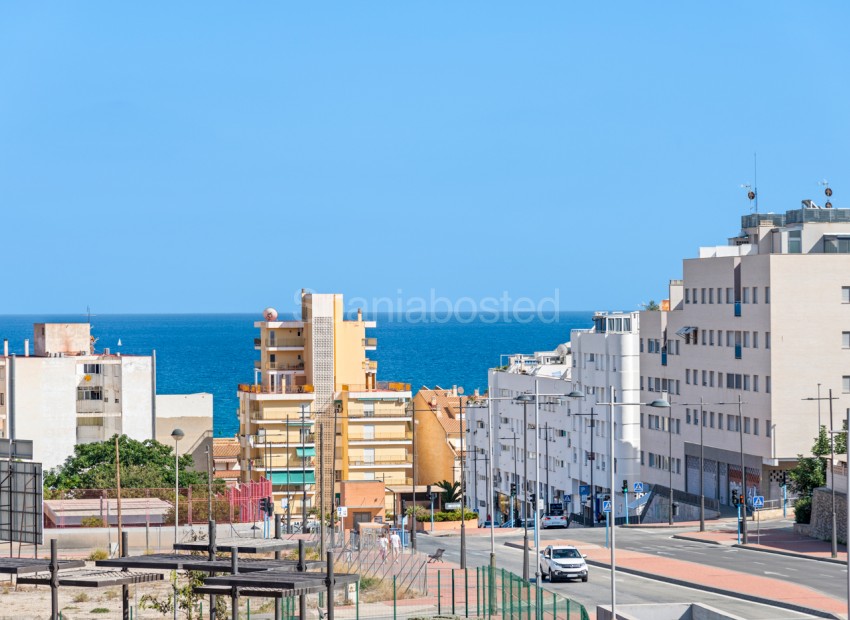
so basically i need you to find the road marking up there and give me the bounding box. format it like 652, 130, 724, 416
752, 561, 765, 565
764, 571, 789, 578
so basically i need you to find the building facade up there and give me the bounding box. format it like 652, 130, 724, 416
639, 203, 850, 506
0, 323, 211, 470
238, 291, 411, 520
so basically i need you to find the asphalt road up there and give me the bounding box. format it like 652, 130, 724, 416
413, 522, 831, 619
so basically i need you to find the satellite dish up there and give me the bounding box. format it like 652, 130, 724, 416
263, 307, 279, 321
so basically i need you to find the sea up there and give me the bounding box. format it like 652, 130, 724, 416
0, 312, 595, 438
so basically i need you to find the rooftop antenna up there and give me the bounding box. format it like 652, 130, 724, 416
819, 179, 833, 208
740, 153, 759, 213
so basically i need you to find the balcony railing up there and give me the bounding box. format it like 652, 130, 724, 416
349, 431, 413, 441
362, 338, 377, 347
266, 337, 304, 347
343, 381, 411, 393
349, 455, 413, 466
265, 362, 306, 371
251, 432, 315, 445
239, 383, 314, 395
362, 360, 378, 371
348, 407, 410, 419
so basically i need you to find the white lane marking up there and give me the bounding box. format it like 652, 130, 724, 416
764, 571, 789, 578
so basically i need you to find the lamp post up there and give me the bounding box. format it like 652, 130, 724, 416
515, 393, 533, 581
458, 386, 467, 570
569, 389, 669, 620
171, 428, 184, 547
803, 388, 839, 558
570, 407, 599, 526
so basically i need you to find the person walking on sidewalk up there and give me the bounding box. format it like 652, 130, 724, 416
390, 530, 402, 563
378, 532, 388, 562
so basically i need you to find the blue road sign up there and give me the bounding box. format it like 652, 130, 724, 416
564, 494, 572, 504
602, 500, 612, 513
633, 482, 644, 493
752, 495, 765, 509
579, 485, 590, 497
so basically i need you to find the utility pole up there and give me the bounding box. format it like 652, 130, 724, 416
545, 423, 550, 509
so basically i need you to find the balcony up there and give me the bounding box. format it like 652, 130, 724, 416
343, 381, 412, 393
265, 337, 305, 348
349, 455, 413, 466
362, 338, 377, 350
239, 383, 314, 395
734, 301, 742, 317
362, 360, 378, 372
349, 430, 413, 442
734, 344, 742, 360
348, 407, 411, 420
264, 361, 306, 371
250, 432, 316, 446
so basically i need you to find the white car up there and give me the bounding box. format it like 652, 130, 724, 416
540, 514, 569, 529
539, 545, 588, 582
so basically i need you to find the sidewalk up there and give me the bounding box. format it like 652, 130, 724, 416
673, 523, 849, 563
524, 536, 846, 619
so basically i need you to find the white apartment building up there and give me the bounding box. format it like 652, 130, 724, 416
0, 323, 212, 470
569, 312, 641, 520
639, 202, 850, 505
467, 312, 640, 523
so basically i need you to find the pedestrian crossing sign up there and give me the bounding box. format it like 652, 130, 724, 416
752, 495, 765, 509
633, 482, 644, 493
602, 500, 612, 513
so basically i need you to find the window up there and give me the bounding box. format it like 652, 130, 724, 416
709, 288, 714, 304
765, 286, 770, 304
726, 288, 734, 304
766, 376, 771, 393
789, 230, 802, 254
702, 330, 707, 345
710, 411, 715, 428
717, 288, 722, 304
640, 338, 644, 352
77, 387, 103, 401
844, 287, 850, 304
692, 288, 698, 304
752, 287, 758, 304
676, 380, 680, 395
717, 330, 723, 346
743, 332, 750, 348
718, 412, 723, 429
844, 332, 850, 349
744, 417, 751, 434
701, 288, 706, 304
743, 375, 750, 391
743, 288, 750, 304
766, 332, 771, 349
676, 419, 680, 434
641, 451, 645, 465
727, 416, 735, 431
686, 408, 691, 424
693, 409, 699, 425
727, 331, 734, 347
640, 376, 644, 390
718, 371, 723, 386
754, 419, 759, 436
83, 363, 102, 374
766, 422, 771, 437
709, 371, 715, 387
753, 375, 759, 392
686, 369, 690, 385
655, 377, 661, 392
753, 332, 759, 349
710, 330, 715, 346
844, 376, 850, 393
685, 289, 690, 304
702, 370, 707, 386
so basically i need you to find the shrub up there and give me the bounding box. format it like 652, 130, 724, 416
80, 516, 105, 528
794, 496, 812, 524
88, 549, 108, 561
72, 592, 89, 603
91, 608, 110, 614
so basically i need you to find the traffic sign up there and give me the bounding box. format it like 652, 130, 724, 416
337, 506, 348, 518
602, 500, 612, 513
579, 485, 590, 497
563, 494, 572, 504
633, 482, 644, 493
752, 495, 765, 509
445, 502, 462, 510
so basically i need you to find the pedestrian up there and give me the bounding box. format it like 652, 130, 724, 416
378, 532, 388, 562
390, 530, 401, 562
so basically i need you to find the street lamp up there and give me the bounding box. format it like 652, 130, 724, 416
570, 389, 670, 620
803, 388, 839, 558
458, 387, 468, 570
171, 428, 184, 547
514, 393, 534, 582
567, 391, 599, 528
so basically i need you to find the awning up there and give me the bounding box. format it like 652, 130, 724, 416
295, 447, 316, 457
675, 326, 697, 336
269, 471, 316, 485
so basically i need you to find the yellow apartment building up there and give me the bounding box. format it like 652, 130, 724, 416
238, 291, 411, 521
412, 386, 467, 488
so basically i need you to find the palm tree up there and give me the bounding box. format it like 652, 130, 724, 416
435, 480, 461, 504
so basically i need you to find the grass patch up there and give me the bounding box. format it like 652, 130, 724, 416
88, 549, 108, 561
72, 592, 90, 603
91, 608, 110, 613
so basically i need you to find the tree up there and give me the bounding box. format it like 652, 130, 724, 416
641, 300, 660, 311
789, 426, 832, 524
44, 435, 208, 491
435, 480, 461, 504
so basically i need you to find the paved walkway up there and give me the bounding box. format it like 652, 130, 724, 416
674, 523, 849, 562
530, 536, 847, 619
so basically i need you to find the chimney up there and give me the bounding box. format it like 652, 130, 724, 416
357, 308, 363, 321
24, 339, 29, 357
474, 388, 479, 398
452, 385, 458, 397
104, 348, 110, 355
3, 339, 7, 357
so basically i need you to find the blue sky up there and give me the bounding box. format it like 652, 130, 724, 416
1, 2, 847, 314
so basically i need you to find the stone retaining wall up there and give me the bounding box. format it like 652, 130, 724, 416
809, 486, 847, 544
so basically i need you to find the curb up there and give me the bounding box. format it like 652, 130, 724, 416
673, 534, 849, 565
582, 558, 841, 620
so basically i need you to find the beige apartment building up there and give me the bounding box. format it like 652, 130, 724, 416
640, 202, 850, 505
238, 291, 411, 520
